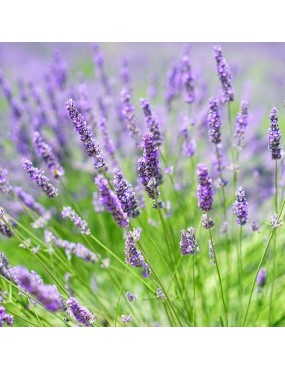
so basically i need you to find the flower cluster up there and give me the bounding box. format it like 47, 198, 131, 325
213, 45, 234, 103
233, 187, 248, 226
179, 227, 199, 255
197, 163, 214, 212
125, 228, 150, 278
126, 291, 138, 302
121, 89, 140, 145
208, 98, 222, 144
21, 158, 59, 198
66, 297, 95, 326
140, 99, 162, 147
62, 206, 91, 235
0, 297, 14, 327
0, 166, 12, 193
181, 55, 195, 104
268, 106, 282, 160
234, 100, 249, 150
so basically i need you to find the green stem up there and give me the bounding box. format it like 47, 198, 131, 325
114, 266, 128, 327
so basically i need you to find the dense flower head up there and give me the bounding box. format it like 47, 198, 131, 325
156, 288, 166, 299
121, 314, 132, 324
0, 166, 12, 194
268, 106, 282, 160
126, 291, 138, 302
251, 220, 260, 233
0, 252, 12, 280
21, 158, 59, 198
125, 228, 150, 278
140, 99, 162, 147
44, 230, 99, 263
234, 100, 249, 150
208, 98, 222, 144
181, 55, 195, 104
233, 187, 248, 225
213, 45, 234, 103
33, 131, 64, 178
164, 63, 182, 110
65, 99, 107, 171
10, 266, 64, 312
121, 89, 140, 144
257, 268, 266, 288
197, 163, 214, 212
138, 133, 163, 205
14, 186, 47, 217
202, 214, 215, 229
0, 219, 13, 237
179, 227, 200, 255
113, 168, 140, 219
66, 297, 95, 326
62, 206, 91, 235
0, 297, 14, 327
95, 175, 129, 228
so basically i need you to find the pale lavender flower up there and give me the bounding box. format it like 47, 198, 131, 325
202, 214, 215, 229
33, 131, 64, 178
95, 175, 129, 228
98, 116, 118, 167
0, 166, 11, 194
233, 187, 248, 226
121, 89, 140, 145
14, 186, 47, 217
197, 163, 214, 212
21, 158, 58, 198
62, 206, 90, 235
0, 297, 14, 327
234, 100, 249, 150
208, 98, 222, 144
165, 63, 182, 110
0, 220, 13, 238
93, 192, 104, 213
113, 168, 140, 219
125, 228, 150, 278
208, 240, 216, 264
268, 106, 282, 160
179, 227, 199, 255
66, 297, 95, 327
121, 314, 132, 324
181, 55, 195, 104
213, 46, 234, 103
257, 268, 266, 289
10, 266, 64, 312
0, 252, 12, 280
140, 99, 162, 147
120, 58, 131, 90
251, 220, 260, 233
156, 288, 166, 300
126, 291, 138, 302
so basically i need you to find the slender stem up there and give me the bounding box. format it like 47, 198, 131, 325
192, 256, 196, 326
238, 225, 243, 322
208, 226, 228, 326
114, 266, 128, 327
242, 197, 285, 326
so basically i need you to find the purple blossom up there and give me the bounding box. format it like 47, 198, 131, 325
138, 133, 163, 206
95, 175, 129, 228
234, 100, 249, 149
233, 187, 248, 226
0, 297, 14, 327
208, 240, 216, 264
93, 192, 104, 213
208, 98, 222, 144
125, 228, 150, 278
0, 220, 13, 237
21, 158, 58, 198
197, 163, 214, 212
0, 252, 12, 280
179, 227, 199, 255
113, 168, 140, 219
268, 106, 282, 160
65, 99, 107, 171
140, 99, 162, 147
0, 166, 12, 194
62, 206, 90, 235
10, 266, 64, 312
121, 314, 132, 324
181, 123, 196, 157
120, 58, 131, 90
14, 186, 47, 217
33, 131, 64, 178
164, 63, 182, 110
98, 116, 118, 167
156, 288, 166, 299
202, 214, 215, 229
181, 55, 195, 104
44, 231, 99, 263
121, 89, 140, 145
66, 297, 95, 326
213, 46, 234, 103
257, 268, 266, 289
126, 291, 138, 302
251, 220, 260, 233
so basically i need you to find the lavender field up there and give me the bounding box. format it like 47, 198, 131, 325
0, 42, 284, 327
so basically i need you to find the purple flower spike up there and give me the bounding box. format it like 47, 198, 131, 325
95, 175, 129, 228
233, 187, 248, 226
33, 131, 64, 178
14, 186, 47, 216
179, 227, 200, 255
268, 106, 282, 160
197, 163, 214, 212
21, 158, 58, 198
213, 46, 234, 103
62, 206, 90, 235
66, 297, 95, 327
138, 133, 163, 206
234, 100, 249, 150
10, 266, 64, 312
257, 268, 266, 289
0, 297, 14, 327
121, 89, 140, 145
181, 55, 195, 104
0, 166, 12, 194
208, 98, 222, 144
113, 168, 140, 219
140, 99, 162, 147
65, 99, 107, 171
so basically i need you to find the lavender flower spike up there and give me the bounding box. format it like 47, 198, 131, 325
21, 158, 58, 198
125, 228, 151, 278
33, 131, 64, 178
14, 186, 48, 216
138, 133, 163, 207
113, 168, 140, 218
197, 163, 214, 212
213, 46, 234, 103
0, 297, 14, 327
65, 99, 107, 171
233, 187, 248, 225
0, 166, 12, 193
179, 227, 200, 255
234, 100, 249, 150
208, 98, 222, 144
66, 297, 95, 326
181, 55, 195, 104
121, 89, 140, 144
95, 174, 129, 228
10, 266, 64, 312
140, 99, 162, 147
257, 268, 266, 289
62, 206, 91, 235
268, 106, 282, 160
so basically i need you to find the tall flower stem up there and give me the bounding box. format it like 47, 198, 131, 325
238, 225, 243, 319
114, 266, 128, 327
242, 197, 285, 326
208, 224, 228, 326
192, 255, 196, 326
